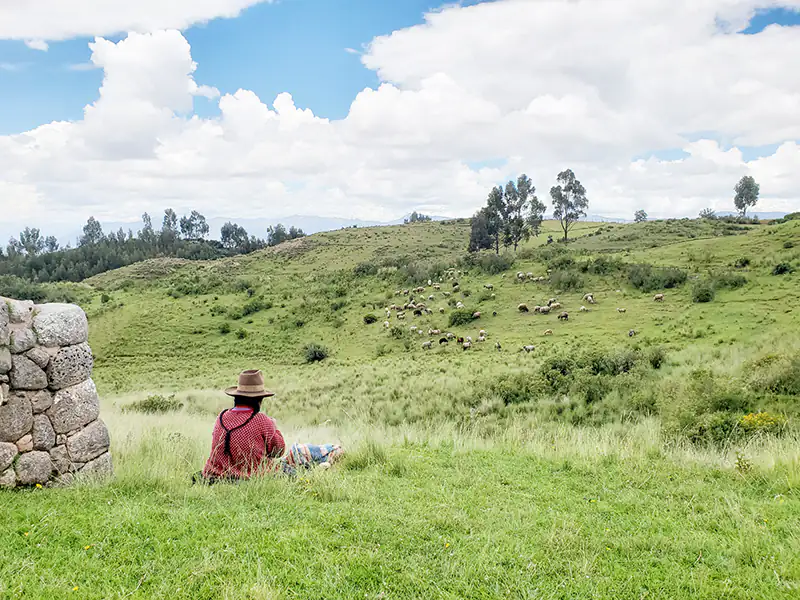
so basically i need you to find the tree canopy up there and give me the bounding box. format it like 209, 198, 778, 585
550, 169, 588, 241
734, 176, 760, 217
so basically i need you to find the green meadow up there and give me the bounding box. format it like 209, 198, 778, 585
2, 217, 800, 598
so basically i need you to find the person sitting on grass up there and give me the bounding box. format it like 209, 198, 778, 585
195, 369, 343, 484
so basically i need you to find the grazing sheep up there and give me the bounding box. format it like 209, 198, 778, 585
543, 329, 554, 336
395, 290, 402, 296
403, 290, 409, 295
550, 302, 562, 310
413, 309, 423, 316
629, 329, 636, 337
466, 336, 473, 343
654, 294, 664, 302
443, 291, 451, 297
472, 311, 481, 319
495, 341, 502, 351
446, 332, 455, 340
427, 279, 432, 286
463, 342, 472, 350
410, 325, 418, 332
617, 308, 627, 313
491, 293, 496, 299
527, 272, 534, 279
479, 329, 486, 337
429, 329, 441, 336
457, 337, 465, 344
522, 345, 536, 353
453, 285, 460, 292
397, 312, 406, 320
456, 301, 465, 309
433, 284, 441, 291
558, 311, 569, 321
439, 337, 449, 345
452, 281, 460, 288
492, 311, 497, 317
517, 272, 526, 280
547, 298, 557, 306
428, 295, 435, 301
422, 341, 432, 350
383, 321, 390, 328
584, 294, 595, 305
484, 283, 494, 290
539, 305, 552, 314
518, 303, 530, 313
419, 330, 425, 336
439, 307, 445, 314
580, 306, 588, 312
477, 335, 486, 343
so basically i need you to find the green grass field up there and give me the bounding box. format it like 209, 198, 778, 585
2, 217, 799, 598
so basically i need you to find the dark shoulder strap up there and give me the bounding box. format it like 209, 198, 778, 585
219, 409, 259, 457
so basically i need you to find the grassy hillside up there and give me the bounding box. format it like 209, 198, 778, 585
2, 217, 800, 599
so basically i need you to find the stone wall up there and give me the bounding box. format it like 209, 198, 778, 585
0, 297, 111, 488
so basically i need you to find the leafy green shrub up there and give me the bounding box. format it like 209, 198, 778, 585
746, 355, 800, 395
242, 297, 272, 316
448, 309, 476, 327
579, 256, 623, 275
123, 394, 183, 414
100, 293, 111, 304
330, 299, 347, 312
692, 282, 715, 303
772, 262, 793, 275
219, 322, 232, 334
783, 240, 795, 249
458, 252, 515, 274
739, 412, 787, 436
209, 304, 226, 316
550, 270, 583, 291
548, 255, 575, 271
390, 326, 405, 339
628, 264, 687, 292
646, 346, 667, 369
235, 328, 248, 340
485, 372, 538, 405
353, 261, 378, 277
734, 257, 750, 268
363, 313, 378, 324
539, 355, 577, 394
712, 273, 747, 290
685, 412, 739, 445
303, 343, 329, 363
583, 348, 640, 376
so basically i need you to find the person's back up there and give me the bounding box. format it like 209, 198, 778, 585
203, 406, 285, 479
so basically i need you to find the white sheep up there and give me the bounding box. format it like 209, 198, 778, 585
456, 301, 465, 309
439, 307, 445, 314
522, 345, 536, 353
543, 329, 554, 336
422, 341, 432, 349
383, 321, 390, 329
617, 307, 627, 313
410, 325, 418, 332
484, 283, 494, 290
580, 306, 588, 312
477, 335, 486, 343
462, 341, 472, 350
495, 341, 502, 351
466, 336, 473, 343
446, 332, 455, 340
654, 294, 664, 302
479, 329, 486, 337
550, 302, 562, 310
428, 295, 435, 301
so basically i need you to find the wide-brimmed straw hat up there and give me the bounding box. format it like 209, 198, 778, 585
224, 369, 275, 398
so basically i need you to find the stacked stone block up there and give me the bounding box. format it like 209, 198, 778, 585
0, 297, 111, 488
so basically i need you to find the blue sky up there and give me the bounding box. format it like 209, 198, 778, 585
0, 0, 493, 135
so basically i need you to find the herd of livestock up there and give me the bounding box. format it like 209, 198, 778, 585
377, 270, 667, 352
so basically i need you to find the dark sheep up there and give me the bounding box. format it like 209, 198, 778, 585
439, 337, 449, 345
558, 311, 569, 321
457, 337, 465, 344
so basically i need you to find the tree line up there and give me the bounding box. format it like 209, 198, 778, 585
0, 209, 305, 284
469, 169, 589, 253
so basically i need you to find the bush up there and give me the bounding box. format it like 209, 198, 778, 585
692, 282, 715, 303
209, 304, 226, 316
772, 263, 793, 275
685, 412, 739, 445
628, 264, 687, 292
712, 273, 747, 290
123, 394, 183, 414
448, 309, 476, 327
579, 256, 623, 275
353, 261, 379, 277
458, 252, 515, 275
550, 270, 583, 291
100, 293, 111, 304
363, 313, 378, 324
739, 412, 787, 436
734, 257, 750, 268
783, 240, 795, 249
389, 326, 406, 339
583, 348, 640, 377
330, 299, 347, 312
539, 355, 577, 394
646, 346, 667, 369
548, 255, 575, 271
219, 322, 232, 334
303, 343, 329, 363
485, 372, 538, 405
242, 297, 272, 316
235, 328, 247, 339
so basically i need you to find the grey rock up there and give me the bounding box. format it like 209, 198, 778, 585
0, 467, 15, 488
0, 441, 17, 471
8, 326, 36, 354
78, 452, 112, 480
25, 347, 50, 369
5, 298, 34, 325
0, 383, 8, 404
47, 343, 93, 391
9, 355, 48, 390
29, 390, 53, 414
49, 445, 71, 473
15, 451, 52, 485
0, 393, 32, 442
32, 415, 56, 451
0, 300, 9, 346
32, 303, 88, 348
0, 374, 8, 383
0, 348, 11, 375
56, 434, 66, 445
49, 472, 74, 487
16, 434, 33, 452
46, 379, 100, 434
67, 420, 109, 463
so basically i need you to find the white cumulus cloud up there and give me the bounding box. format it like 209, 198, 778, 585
1, 0, 800, 242
24, 39, 49, 51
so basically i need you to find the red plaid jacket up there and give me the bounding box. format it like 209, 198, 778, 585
203, 407, 286, 479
